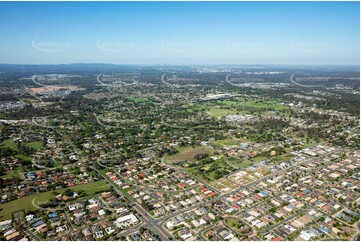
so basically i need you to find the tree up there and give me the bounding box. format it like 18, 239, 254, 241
139, 227, 146, 234
63, 189, 74, 197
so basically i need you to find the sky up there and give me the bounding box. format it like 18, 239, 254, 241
0, 1, 359, 65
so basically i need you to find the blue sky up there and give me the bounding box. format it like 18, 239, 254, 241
0, 1, 359, 65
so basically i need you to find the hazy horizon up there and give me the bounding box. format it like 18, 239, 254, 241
0, 63, 359, 67
0, 1, 359, 65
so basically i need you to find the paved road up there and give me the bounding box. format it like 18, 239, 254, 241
116, 221, 144, 238
354, 233, 360, 241
43, 119, 358, 241
155, 156, 317, 226
91, 164, 173, 240
132, 204, 172, 240
258, 208, 310, 235
110, 165, 198, 194
198, 224, 216, 240
75, 135, 326, 238
221, 215, 253, 239
63, 211, 74, 232
23, 227, 42, 241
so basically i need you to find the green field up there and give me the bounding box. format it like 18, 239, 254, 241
226, 157, 254, 169
126, 96, 151, 103
1, 139, 42, 153
0, 181, 110, 220
26, 141, 43, 150
212, 138, 249, 146
0, 166, 24, 179
220, 100, 241, 105
1, 139, 16, 149
207, 108, 240, 118
0, 139, 43, 150
303, 141, 321, 148
15, 154, 32, 161
226, 218, 249, 234
270, 153, 294, 164
187, 156, 235, 182
164, 146, 215, 163
217, 98, 288, 110
0, 139, 34, 178
242, 100, 289, 111
191, 98, 290, 118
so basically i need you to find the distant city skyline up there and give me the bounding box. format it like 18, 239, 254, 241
0, 1, 359, 65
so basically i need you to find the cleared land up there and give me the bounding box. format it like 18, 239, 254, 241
164, 146, 215, 163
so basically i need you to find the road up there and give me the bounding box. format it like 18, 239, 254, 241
34, 116, 358, 241
221, 215, 253, 239
258, 208, 310, 235
91, 164, 174, 240
132, 204, 172, 240
198, 224, 216, 240
23, 227, 42, 241
63, 210, 74, 232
